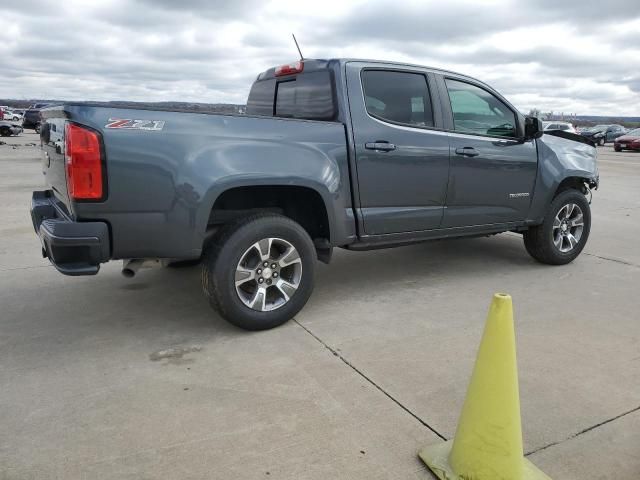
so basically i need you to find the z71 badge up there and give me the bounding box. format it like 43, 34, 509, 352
105, 119, 165, 131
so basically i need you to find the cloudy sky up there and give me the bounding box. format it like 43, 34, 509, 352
2, 0, 639, 115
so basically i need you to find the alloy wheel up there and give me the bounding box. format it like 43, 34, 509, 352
234, 237, 302, 312
552, 203, 584, 253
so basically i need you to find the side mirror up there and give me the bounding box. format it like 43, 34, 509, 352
524, 116, 544, 140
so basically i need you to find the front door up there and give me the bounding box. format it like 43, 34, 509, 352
346, 63, 450, 235
440, 78, 538, 228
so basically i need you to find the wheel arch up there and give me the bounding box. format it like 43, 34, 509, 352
202, 181, 335, 247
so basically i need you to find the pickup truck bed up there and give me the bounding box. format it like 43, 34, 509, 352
38, 104, 355, 262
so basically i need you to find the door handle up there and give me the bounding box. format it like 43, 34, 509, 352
455, 147, 480, 157
365, 142, 396, 152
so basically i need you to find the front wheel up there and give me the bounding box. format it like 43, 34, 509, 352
598, 137, 605, 146
201, 214, 316, 330
523, 189, 591, 265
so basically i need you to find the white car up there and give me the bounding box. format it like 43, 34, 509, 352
543, 121, 577, 134
2, 110, 23, 121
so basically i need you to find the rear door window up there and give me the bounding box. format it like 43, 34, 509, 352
445, 79, 517, 138
361, 70, 434, 128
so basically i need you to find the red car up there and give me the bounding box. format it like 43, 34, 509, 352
614, 128, 640, 151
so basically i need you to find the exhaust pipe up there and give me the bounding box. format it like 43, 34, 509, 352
122, 259, 145, 278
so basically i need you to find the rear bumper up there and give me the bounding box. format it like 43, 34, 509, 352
614, 143, 640, 150
22, 119, 39, 129
31, 190, 110, 275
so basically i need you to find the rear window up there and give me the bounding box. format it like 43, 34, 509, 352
247, 70, 336, 121
246, 79, 276, 116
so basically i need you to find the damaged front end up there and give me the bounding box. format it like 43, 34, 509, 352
527, 129, 599, 222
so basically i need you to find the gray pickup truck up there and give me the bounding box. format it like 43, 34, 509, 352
32, 58, 598, 330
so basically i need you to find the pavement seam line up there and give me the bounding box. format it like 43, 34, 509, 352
293, 318, 447, 441
525, 404, 640, 456
582, 252, 639, 268
505, 232, 639, 268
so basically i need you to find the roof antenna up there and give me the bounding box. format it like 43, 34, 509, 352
292, 33, 304, 60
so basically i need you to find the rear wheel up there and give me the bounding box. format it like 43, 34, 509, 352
0, 127, 11, 137
598, 137, 605, 146
201, 213, 316, 330
523, 189, 591, 265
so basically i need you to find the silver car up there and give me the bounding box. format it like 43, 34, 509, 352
543, 121, 577, 134
0, 120, 24, 137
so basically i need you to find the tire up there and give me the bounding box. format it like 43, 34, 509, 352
523, 189, 591, 265
614, 146, 622, 152
598, 137, 605, 146
201, 213, 316, 330
0, 127, 11, 137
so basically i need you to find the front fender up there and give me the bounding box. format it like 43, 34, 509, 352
528, 133, 599, 222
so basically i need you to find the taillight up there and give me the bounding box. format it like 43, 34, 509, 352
64, 123, 104, 200
275, 61, 303, 77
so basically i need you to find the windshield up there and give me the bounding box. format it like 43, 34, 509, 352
627, 128, 640, 136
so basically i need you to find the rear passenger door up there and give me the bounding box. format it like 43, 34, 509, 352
346, 63, 450, 235
438, 77, 538, 228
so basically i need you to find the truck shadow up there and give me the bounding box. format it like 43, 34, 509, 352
8, 233, 540, 349
315, 233, 535, 286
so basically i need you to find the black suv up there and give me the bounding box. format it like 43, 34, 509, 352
22, 103, 51, 130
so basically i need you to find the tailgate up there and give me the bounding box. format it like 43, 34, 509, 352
39, 108, 73, 213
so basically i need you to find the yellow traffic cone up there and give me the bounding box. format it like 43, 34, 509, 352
418, 293, 552, 480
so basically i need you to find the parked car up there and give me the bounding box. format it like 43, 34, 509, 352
22, 103, 50, 130
604, 124, 626, 142
580, 124, 627, 145
543, 121, 577, 134
32, 58, 598, 331
3, 110, 23, 121
613, 128, 640, 151
0, 120, 24, 137
579, 125, 608, 145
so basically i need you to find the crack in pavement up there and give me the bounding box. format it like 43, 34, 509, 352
583, 252, 639, 268
293, 319, 447, 441
505, 232, 639, 268
525, 405, 640, 456
294, 318, 640, 456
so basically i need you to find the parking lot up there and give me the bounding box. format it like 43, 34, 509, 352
1, 131, 638, 479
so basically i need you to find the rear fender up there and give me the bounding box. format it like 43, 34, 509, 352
193, 139, 350, 247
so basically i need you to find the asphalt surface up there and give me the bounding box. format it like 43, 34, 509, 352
1, 131, 638, 479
